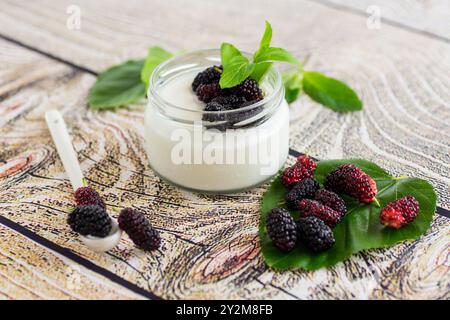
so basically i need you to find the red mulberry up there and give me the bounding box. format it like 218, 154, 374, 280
325, 164, 377, 203
298, 199, 342, 228
380, 195, 419, 229
282, 155, 317, 188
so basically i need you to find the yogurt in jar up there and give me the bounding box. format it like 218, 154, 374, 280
144, 50, 289, 193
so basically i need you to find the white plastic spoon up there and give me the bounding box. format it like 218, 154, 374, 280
45, 110, 122, 252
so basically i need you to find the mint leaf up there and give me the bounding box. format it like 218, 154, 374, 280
141, 46, 173, 90
221, 43, 242, 67
254, 47, 298, 65
219, 55, 254, 88
255, 21, 272, 55
302, 71, 362, 112
282, 70, 302, 103
89, 60, 146, 110
251, 62, 273, 83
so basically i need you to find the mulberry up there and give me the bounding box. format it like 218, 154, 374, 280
298, 199, 342, 228
325, 164, 377, 203
191, 65, 222, 91
74, 186, 106, 209
118, 208, 161, 251
231, 78, 264, 101
315, 189, 347, 217
266, 208, 297, 252
285, 179, 320, 209
297, 216, 335, 252
195, 83, 222, 102
380, 195, 419, 229
282, 155, 317, 188
67, 205, 111, 237
210, 95, 247, 109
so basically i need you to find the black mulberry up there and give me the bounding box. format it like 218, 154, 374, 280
68, 205, 112, 237
202, 101, 227, 123
266, 208, 297, 252
118, 208, 161, 251
191, 65, 222, 91
285, 178, 320, 209
297, 216, 335, 252
231, 78, 264, 101
195, 83, 222, 102
210, 95, 247, 109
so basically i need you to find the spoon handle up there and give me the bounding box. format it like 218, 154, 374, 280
45, 110, 84, 191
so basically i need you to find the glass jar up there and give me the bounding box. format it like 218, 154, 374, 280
144, 49, 289, 193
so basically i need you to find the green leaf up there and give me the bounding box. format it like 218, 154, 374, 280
141, 46, 173, 90
219, 55, 255, 89
89, 60, 146, 110
260, 159, 436, 270
282, 70, 302, 103
302, 71, 363, 112
254, 47, 299, 65
251, 62, 272, 83
221, 43, 242, 67
260, 21, 273, 49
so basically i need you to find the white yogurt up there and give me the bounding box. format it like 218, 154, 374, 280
145, 60, 289, 193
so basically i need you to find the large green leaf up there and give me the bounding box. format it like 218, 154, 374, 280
89, 59, 146, 110
260, 159, 436, 270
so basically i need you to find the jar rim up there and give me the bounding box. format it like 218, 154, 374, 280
148, 48, 284, 116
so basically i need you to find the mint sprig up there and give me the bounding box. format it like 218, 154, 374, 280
220, 21, 363, 113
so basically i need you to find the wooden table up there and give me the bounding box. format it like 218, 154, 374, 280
0, 0, 449, 299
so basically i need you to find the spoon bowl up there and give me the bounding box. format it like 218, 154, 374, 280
79, 218, 122, 252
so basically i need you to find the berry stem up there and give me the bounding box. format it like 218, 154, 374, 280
373, 198, 381, 208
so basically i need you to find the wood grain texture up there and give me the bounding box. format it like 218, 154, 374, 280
0, 0, 449, 300
0, 225, 143, 300
323, 0, 450, 40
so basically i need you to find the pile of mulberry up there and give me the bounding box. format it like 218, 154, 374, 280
380, 195, 419, 229
282, 155, 317, 188
314, 189, 347, 217
118, 208, 161, 251
74, 186, 106, 209
325, 164, 377, 203
297, 216, 335, 252
191, 66, 266, 130
285, 178, 320, 209
266, 208, 297, 252
68, 205, 112, 237
298, 199, 342, 228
